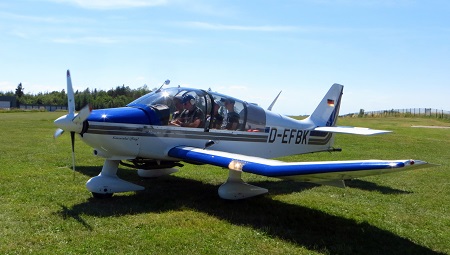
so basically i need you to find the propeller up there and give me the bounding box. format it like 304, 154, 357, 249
54, 70, 91, 176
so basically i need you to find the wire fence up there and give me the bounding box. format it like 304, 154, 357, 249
344, 108, 450, 119
19, 104, 67, 112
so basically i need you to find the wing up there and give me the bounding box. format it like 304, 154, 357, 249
314, 126, 391, 135
168, 146, 433, 184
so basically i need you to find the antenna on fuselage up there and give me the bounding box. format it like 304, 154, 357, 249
156, 79, 170, 92
268, 90, 282, 111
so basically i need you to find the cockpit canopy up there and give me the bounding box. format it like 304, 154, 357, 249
127, 87, 266, 131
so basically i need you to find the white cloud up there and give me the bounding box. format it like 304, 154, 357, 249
305, 0, 414, 7
183, 21, 297, 32
0, 11, 93, 24
51, 36, 118, 44
53, 0, 168, 9
0, 81, 16, 92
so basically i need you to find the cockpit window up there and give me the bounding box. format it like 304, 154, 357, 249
128, 88, 209, 128
245, 103, 266, 131
208, 92, 247, 131
128, 87, 266, 131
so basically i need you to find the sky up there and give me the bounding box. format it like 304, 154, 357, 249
1, 0, 449, 115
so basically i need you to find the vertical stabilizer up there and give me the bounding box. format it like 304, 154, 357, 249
307, 84, 343, 127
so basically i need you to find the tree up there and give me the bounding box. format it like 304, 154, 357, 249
7, 84, 152, 110
15, 83, 24, 98
14, 83, 25, 107
358, 109, 365, 118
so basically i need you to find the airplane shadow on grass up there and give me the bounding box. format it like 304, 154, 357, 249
344, 179, 413, 194
58, 166, 441, 255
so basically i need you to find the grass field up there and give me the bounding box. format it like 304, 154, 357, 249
0, 112, 449, 254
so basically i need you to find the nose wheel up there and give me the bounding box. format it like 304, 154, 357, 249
87, 159, 144, 199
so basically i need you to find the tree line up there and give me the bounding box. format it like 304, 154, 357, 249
0, 83, 152, 110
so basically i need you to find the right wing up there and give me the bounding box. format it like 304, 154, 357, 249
168, 146, 433, 184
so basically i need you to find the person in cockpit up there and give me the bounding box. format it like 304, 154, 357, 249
172, 94, 204, 128
208, 100, 224, 129
221, 98, 240, 130
169, 95, 184, 125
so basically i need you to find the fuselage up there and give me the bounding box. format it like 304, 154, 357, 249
79, 87, 334, 161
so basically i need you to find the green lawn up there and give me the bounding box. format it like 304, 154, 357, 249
0, 112, 449, 254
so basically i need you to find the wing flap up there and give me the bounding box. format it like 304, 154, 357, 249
168, 146, 432, 182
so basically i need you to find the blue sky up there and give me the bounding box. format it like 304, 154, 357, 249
1, 0, 449, 115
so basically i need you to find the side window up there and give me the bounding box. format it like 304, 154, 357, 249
207, 95, 226, 130
207, 92, 248, 131
245, 104, 266, 131
221, 98, 246, 130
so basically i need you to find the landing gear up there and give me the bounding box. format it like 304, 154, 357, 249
218, 170, 268, 200
86, 159, 144, 198
86, 160, 267, 200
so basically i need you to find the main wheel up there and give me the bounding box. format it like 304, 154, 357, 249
92, 192, 114, 199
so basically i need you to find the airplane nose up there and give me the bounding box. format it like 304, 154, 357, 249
54, 105, 92, 135
54, 114, 84, 134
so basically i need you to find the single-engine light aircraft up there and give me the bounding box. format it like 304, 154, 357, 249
54, 70, 432, 200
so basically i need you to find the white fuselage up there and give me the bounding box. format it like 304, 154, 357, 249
81, 111, 334, 161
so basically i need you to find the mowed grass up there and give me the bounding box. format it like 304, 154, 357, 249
0, 112, 449, 255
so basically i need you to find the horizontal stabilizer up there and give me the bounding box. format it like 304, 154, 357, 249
314, 126, 391, 135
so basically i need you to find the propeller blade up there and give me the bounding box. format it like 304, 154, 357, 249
54, 128, 64, 139
67, 70, 75, 116
54, 71, 91, 134
73, 104, 92, 124
70, 131, 76, 179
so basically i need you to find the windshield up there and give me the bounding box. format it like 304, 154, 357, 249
128, 87, 185, 107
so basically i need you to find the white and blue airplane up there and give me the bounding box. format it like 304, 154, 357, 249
54, 70, 432, 200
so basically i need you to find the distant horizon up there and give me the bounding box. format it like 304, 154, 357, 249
2, 84, 449, 116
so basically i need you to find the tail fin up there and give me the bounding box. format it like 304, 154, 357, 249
308, 84, 391, 136
307, 83, 343, 127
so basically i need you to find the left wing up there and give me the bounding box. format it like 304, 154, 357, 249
168, 146, 432, 183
